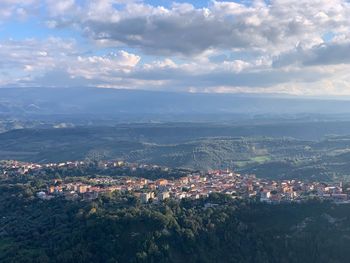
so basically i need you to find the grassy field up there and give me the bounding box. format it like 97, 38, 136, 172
234, 156, 271, 168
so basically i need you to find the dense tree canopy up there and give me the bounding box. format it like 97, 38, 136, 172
1, 176, 350, 263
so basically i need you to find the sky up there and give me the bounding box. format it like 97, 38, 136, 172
1, 0, 350, 96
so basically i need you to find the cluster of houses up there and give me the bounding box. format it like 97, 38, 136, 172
0, 160, 86, 176
35, 169, 350, 204
1, 160, 349, 204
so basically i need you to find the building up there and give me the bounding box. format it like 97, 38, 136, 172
36, 191, 54, 200
158, 192, 170, 201
37, 191, 47, 199
156, 179, 168, 186
78, 185, 88, 194
140, 192, 155, 203
48, 185, 55, 194
260, 191, 271, 202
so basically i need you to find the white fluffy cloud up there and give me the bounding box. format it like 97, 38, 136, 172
44, 0, 350, 56
69, 51, 140, 81
46, 0, 76, 16
0, 38, 141, 88
0, 0, 39, 21
2, 0, 350, 95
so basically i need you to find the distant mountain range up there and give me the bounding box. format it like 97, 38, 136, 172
1, 88, 350, 120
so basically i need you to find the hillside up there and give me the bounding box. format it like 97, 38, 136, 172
3, 123, 350, 180
1, 181, 350, 263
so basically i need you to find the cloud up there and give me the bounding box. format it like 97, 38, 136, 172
44, 0, 350, 57
46, 0, 76, 16
1, 36, 350, 96
274, 41, 350, 67
3, 0, 350, 96
0, 38, 141, 88
69, 51, 141, 80
0, 0, 39, 21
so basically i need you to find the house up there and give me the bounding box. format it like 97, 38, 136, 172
159, 192, 170, 201
140, 192, 155, 203
156, 179, 168, 186
78, 185, 88, 193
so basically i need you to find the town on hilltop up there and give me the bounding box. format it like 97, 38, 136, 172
1, 159, 349, 204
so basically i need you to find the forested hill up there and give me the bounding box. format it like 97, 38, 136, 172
1, 182, 350, 263
5, 120, 350, 142
4, 123, 350, 181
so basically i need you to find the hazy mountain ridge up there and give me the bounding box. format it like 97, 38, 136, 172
2, 88, 350, 117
